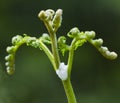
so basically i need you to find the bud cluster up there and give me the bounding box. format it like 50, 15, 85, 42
5, 46, 17, 75
98, 46, 117, 60
67, 27, 80, 38
4, 9, 118, 77
67, 28, 117, 60
5, 35, 24, 75
26, 37, 40, 48
38, 9, 63, 32
85, 31, 117, 60
12, 35, 23, 45
5, 34, 46, 75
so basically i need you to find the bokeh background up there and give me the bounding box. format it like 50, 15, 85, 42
0, 0, 120, 103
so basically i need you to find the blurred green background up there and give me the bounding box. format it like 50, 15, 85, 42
0, 0, 120, 103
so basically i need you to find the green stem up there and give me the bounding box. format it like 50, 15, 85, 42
43, 21, 60, 68
62, 38, 77, 103
67, 47, 74, 76
67, 38, 76, 75
39, 41, 57, 70
62, 79, 77, 103
42, 17, 77, 103
50, 33, 60, 68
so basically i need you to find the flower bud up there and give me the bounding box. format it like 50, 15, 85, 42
52, 9, 63, 30
109, 52, 118, 59
27, 37, 41, 48
92, 38, 103, 47
85, 31, 95, 39
41, 33, 51, 44
5, 54, 14, 61
105, 51, 118, 60
27, 37, 36, 45
45, 9, 55, 20
12, 35, 23, 45
101, 46, 108, 52
38, 9, 55, 21
42, 33, 50, 38
6, 66, 15, 75
38, 10, 46, 21
32, 40, 40, 48
58, 36, 66, 44
98, 46, 118, 60
6, 46, 15, 53
5, 62, 11, 66
67, 27, 80, 38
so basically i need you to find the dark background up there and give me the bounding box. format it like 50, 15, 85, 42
0, 0, 120, 103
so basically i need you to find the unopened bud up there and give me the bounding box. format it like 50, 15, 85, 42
99, 46, 117, 60
5, 54, 14, 61
85, 31, 95, 39
58, 36, 66, 44
45, 9, 55, 20
67, 27, 80, 38
101, 46, 108, 52
38, 10, 46, 21
52, 9, 63, 30
93, 38, 103, 47
38, 9, 55, 21
6, 46, 15, 53
12, 35, 23, 45
6, 66, 15, 75
105, 51, 118, 60
5, 62, 11, 66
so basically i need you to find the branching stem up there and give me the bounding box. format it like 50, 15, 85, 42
5, 9, 117, 103
61, 38, 77, 103
39, 40, 56, 70
43, 20, 60, 69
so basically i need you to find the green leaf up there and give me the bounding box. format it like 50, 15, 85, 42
74, 39, 86, 50
58, 36, 69, 56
